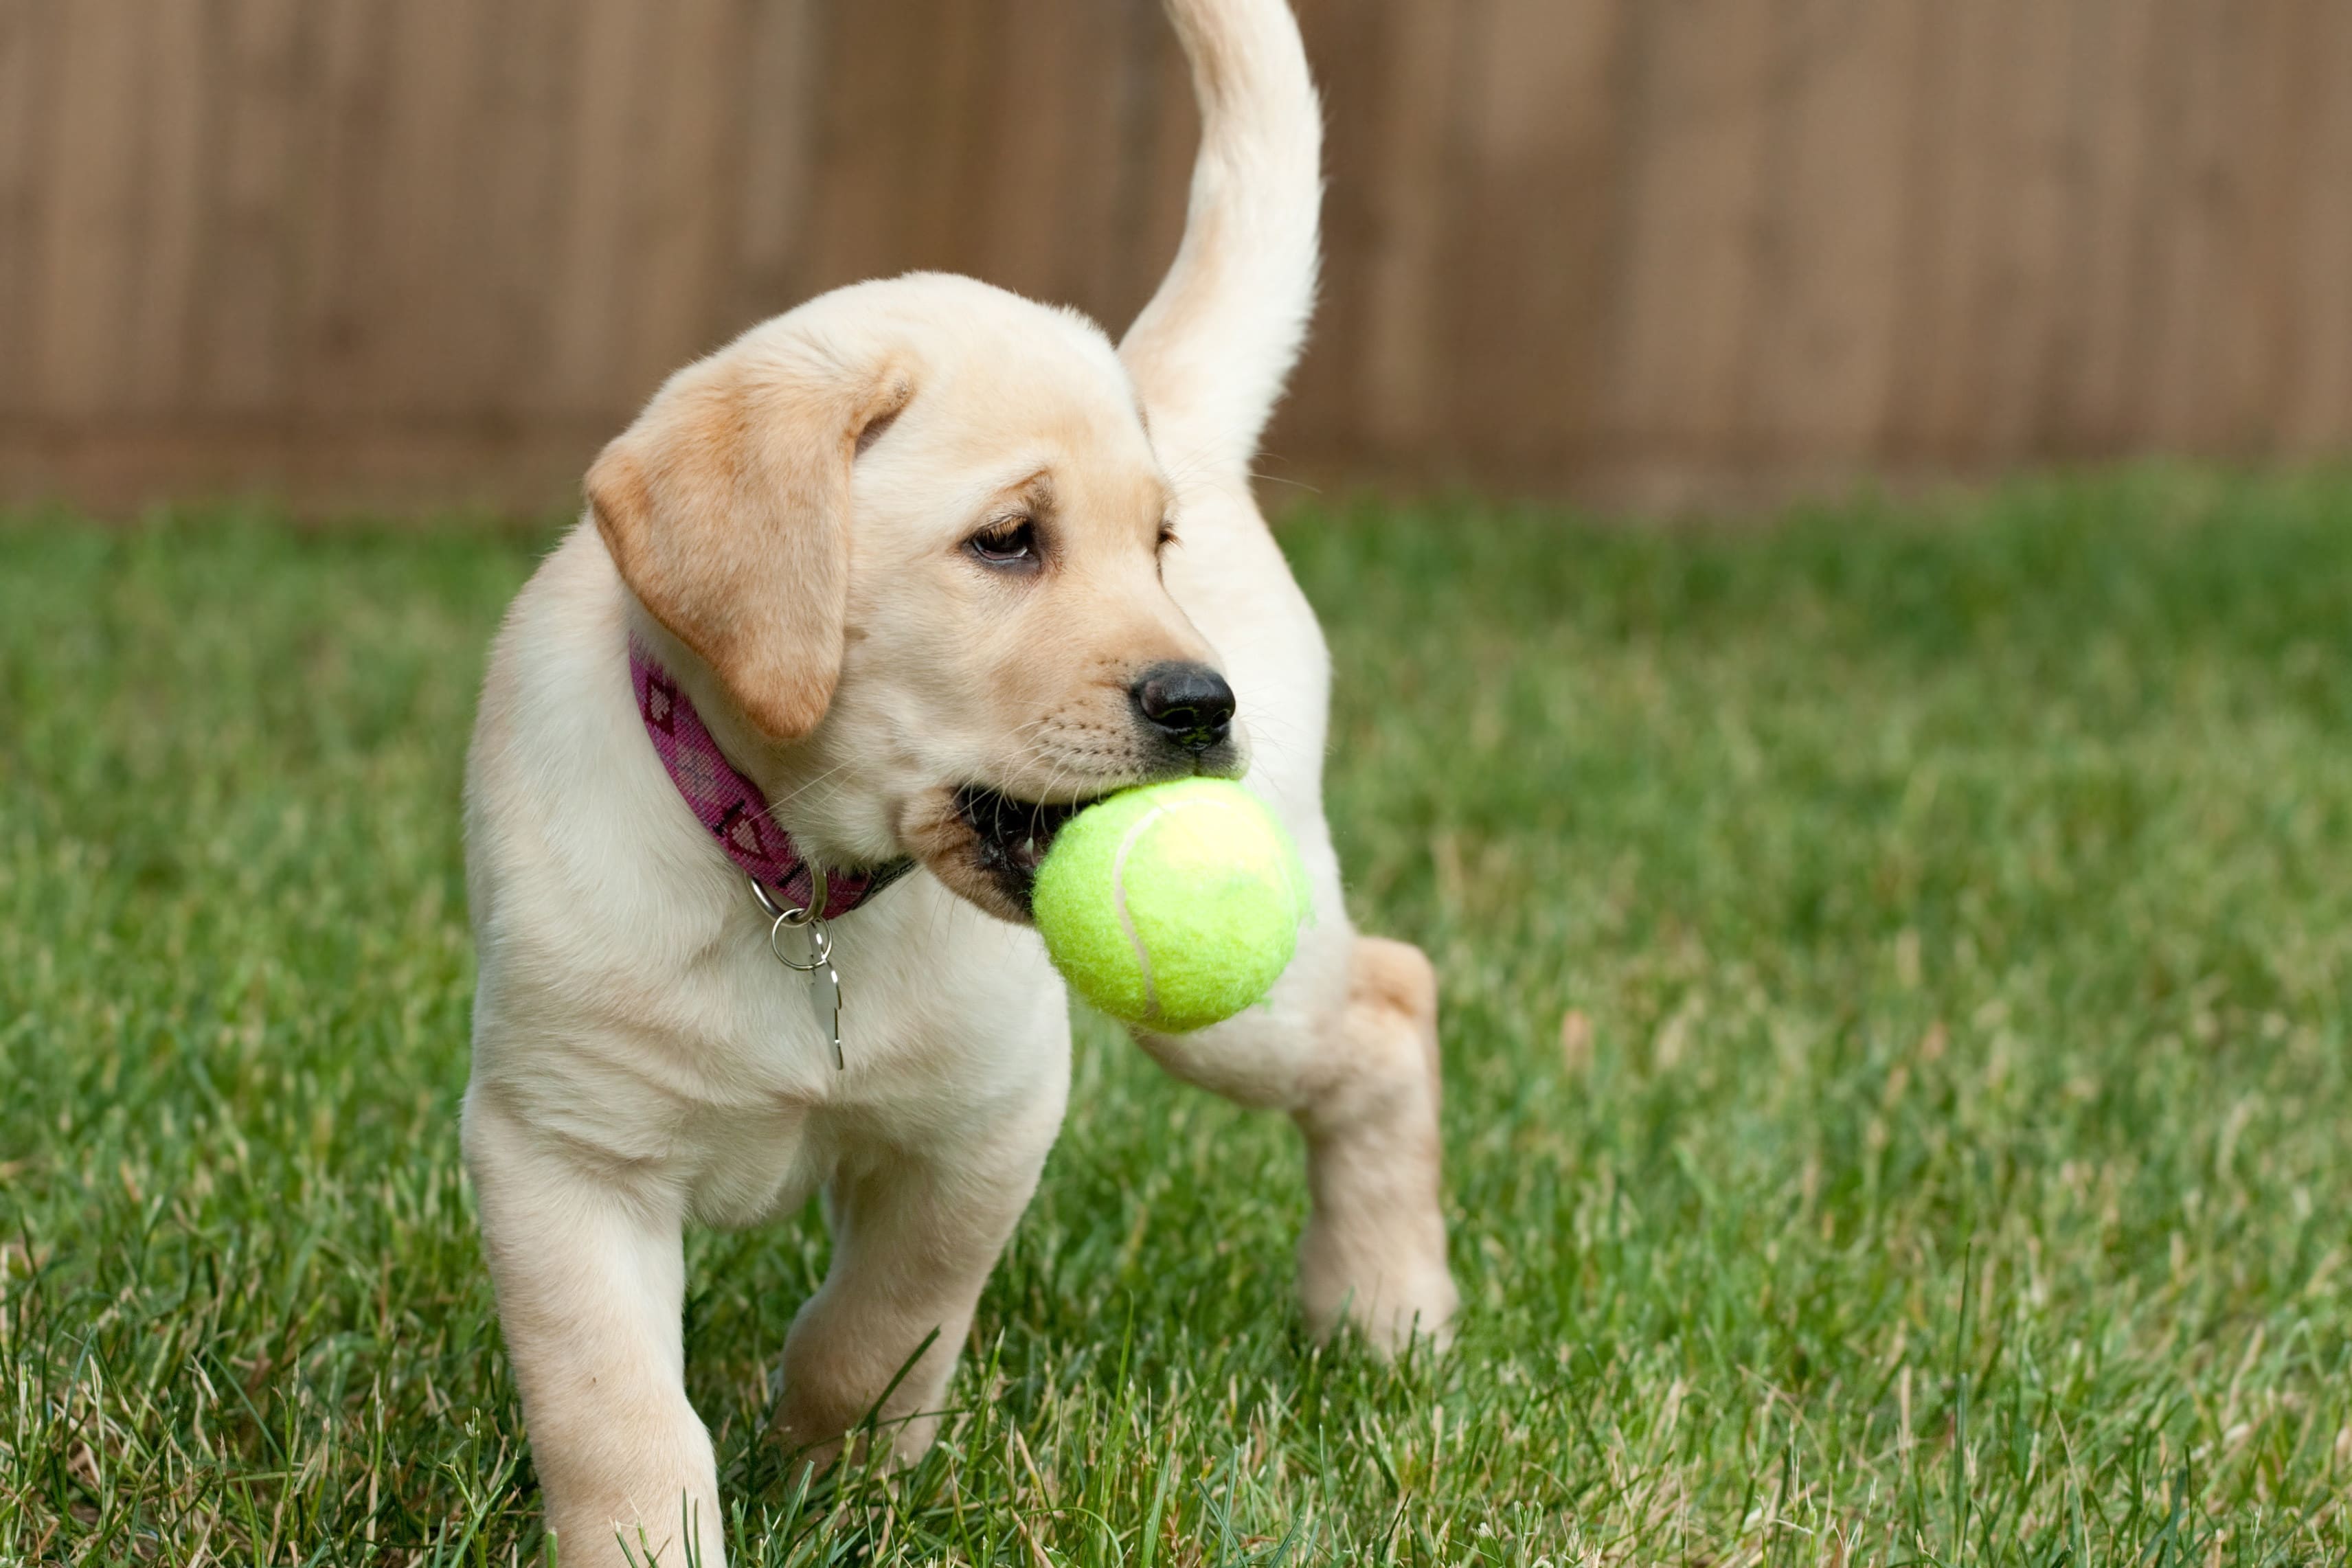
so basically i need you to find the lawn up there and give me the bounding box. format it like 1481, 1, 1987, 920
2, 470, 2349, 1565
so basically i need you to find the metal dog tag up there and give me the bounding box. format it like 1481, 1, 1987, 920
755, 878, 848, 1072
808, 945, 844, 1071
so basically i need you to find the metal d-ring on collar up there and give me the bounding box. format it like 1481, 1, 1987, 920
751, 870, 831, 970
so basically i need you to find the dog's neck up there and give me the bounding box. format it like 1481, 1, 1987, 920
622, 609, 909, 916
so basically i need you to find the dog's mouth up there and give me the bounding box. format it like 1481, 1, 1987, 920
918, 771, 1190, 924
953, 784, 1108, 895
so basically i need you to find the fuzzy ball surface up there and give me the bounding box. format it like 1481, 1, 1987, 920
1031, 778, 1309, 1032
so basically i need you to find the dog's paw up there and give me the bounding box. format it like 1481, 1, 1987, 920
1298, 1214, 1460, 1357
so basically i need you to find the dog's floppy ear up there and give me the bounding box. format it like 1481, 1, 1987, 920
587, 344, 912, 741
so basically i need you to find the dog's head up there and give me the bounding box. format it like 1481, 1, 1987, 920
588, 273, 1240, 922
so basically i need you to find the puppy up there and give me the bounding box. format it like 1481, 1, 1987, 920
461, 1, 1458, 1559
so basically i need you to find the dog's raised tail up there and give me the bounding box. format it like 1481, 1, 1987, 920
1120, 0, 1322, 487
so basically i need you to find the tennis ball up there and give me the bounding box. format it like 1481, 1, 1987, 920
1032, 778, 1309, 1032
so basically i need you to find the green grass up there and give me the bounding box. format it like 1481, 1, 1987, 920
3, 468, 2350, 1565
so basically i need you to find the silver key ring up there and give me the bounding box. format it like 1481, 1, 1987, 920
767, 912, 833, 972
751, 874, 833, 972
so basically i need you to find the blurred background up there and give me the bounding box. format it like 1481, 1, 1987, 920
5, 0, 2350, 516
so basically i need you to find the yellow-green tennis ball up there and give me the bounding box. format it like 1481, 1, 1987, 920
1032, 778, 1309, 1032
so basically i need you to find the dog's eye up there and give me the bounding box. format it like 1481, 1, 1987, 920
967, 518, 1037, 567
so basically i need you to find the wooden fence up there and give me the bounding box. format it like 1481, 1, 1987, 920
3, 0, 2349, 513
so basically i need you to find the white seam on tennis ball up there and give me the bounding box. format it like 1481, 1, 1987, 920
1107, 793, 1243, 1027
1109, 802, 1166, 1021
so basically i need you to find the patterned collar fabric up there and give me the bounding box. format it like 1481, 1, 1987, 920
627, 637, 911, 920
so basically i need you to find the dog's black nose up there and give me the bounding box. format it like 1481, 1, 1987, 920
1132, 661, 1236, 753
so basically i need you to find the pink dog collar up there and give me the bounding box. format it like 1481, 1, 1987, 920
629, 636, 909, 920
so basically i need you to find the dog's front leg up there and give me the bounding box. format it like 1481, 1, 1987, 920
1134, 930, 1459, 1354
773, 1124, 1056, 1471
464, 1091, 721, 1568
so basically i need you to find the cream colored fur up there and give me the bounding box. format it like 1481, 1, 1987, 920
462, 3, 1458, 1561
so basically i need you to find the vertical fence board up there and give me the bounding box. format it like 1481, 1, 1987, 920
1601, 0, 1778, 462
2046, 0, 2163, 452
1741, 0, 1923, 464
730, 0, 824, 332
1967, 0, 2081, 459
124, 0, 211, 413
378, 0, 488, 414
35, 0, 144, 415
1352, 0, 1472, 457
467, 0, 587, 420
1881, 0, 2011, 458
2110, 0, 2205, 450
0, 1, 60, 416
807, 0, 978, 291
2142, 0, 2243, 447
284, 0, 392, 419
2158, 0, 2312, 450
971, 0, 1129, 311
541, 0, 653, 414
192, 0, 304, 416
1441, 0, 1626, 473
1277, 0, 1383, 462
615, 0, 743, 398
2283, 0, 2352, 451
1094, 0, 1187, 335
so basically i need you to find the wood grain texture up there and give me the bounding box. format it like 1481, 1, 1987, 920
1742, 0, 1923, 463
472, 0, 589, 420
1599, 0, 1779, 460
2046, 0, 2163, 454
1442, 0, 1626, 474
2283, 0, 2352, 451
2, 0, 2347, 512
730, 0, 824, 330
1355, 0, 1473, 455
124, 0, 210, 414
192, 0, 304, 416
1967, 0, 2080, 460
0, 1, 60, 416
36, 0, 144, 415
1277, 0, 1381, 460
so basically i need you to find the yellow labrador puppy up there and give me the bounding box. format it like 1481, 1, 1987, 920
461, 0, 1458, 1558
